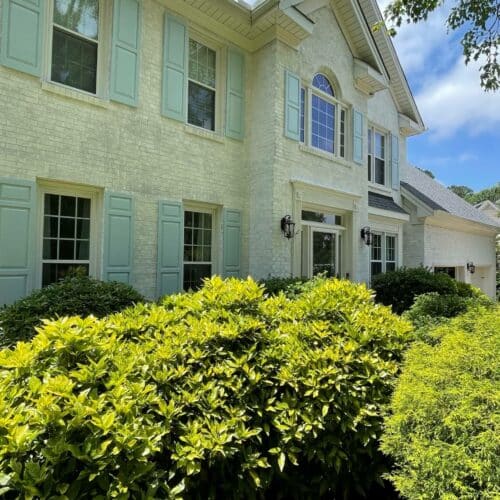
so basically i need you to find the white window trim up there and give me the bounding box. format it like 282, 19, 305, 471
370, 231, 398, 281
182, 203, 220, 290
185, 29, 224, 135
300, 79, 350, 160
36, 180, 102, 288
43, 0, 112, 99
368, 124, 388, 188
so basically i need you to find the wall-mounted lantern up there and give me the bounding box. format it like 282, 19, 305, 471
281, 215, 296, 239
360, 226, 372, 246
467, 261, 476, 274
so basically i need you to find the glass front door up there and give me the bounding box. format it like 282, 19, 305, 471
312, 230, 337, 277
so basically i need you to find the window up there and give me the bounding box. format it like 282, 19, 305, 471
434, 267, 456, 279
188, 39, 216, 131
183, 210, 213, 290
300, 74, 347, 158
368, 127, 386, 185
371, 233, 397, 278
42, 193, 91, 286
51, 0, 100, 94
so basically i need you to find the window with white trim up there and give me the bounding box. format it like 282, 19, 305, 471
371, 233, 397, 278
188, 39, 216, 131
368, 126, 386, 185
50, 0, 102, 94
42, 193, 92, 286
300, 74, 348, 158
183, 209, 213, 290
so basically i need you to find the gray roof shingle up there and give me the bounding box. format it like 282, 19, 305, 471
401, 166, 500, 228
368, 191, 408, 214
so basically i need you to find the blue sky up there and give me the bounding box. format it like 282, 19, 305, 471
379, 0, 500, 191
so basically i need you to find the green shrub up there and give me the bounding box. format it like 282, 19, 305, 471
371, 267, 471, 314
0, 274, 144, 347
259, 275, 309, 297
0, 276, 411, 499
381, 306, 500, 499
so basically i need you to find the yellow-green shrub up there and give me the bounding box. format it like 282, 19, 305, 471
0, 277, 411, 499
381, 306, 500, 499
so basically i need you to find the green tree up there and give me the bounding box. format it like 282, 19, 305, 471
382, 0, 499, 91
449, 184, 474, 199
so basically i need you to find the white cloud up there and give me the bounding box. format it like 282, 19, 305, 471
415, 57, 500, 139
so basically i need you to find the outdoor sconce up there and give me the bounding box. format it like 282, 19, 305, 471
281, 215, 296, 239
360, 226, 373, 246
467, 261, 476, 274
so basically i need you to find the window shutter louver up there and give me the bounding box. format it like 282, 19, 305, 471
157, 200, 183, 296
103, 192, 134, 284
162, 14, 187, 121
284, 70, 301, 141
226, 48, 245, 140
223, 209, 242, 277
391, 134, 400, 189
353, 110, 364, 165
0, 0, 45, 76
110, 0, 141, 106
0, 178, 36, 306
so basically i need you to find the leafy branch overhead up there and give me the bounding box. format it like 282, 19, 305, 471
377, 0, 499, 91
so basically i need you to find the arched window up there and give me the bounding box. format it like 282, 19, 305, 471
300, 73, 347, 156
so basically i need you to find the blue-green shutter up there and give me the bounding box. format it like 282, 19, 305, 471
110, 0, 141, 106
223, 209, 241, 277
103, 192, 134, 284
0, 0, 45, 76
162, 14, 187, 121
353, 110, 364, 165
391, 134, 400, 189
157, 200, 183, 296
284, 70, 300, 141
0, 178, 36, 306
226, 48, 245, 140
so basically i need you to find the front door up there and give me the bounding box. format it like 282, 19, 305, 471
302, 226, 340, 278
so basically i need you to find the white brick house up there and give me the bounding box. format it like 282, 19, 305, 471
0, 0, 494, 305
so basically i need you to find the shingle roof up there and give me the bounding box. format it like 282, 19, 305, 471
368, 191, 408, 214
401, 166, 500, 228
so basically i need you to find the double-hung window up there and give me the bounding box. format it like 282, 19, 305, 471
188, 39, 216, 131
300, 74, 347, 158
368, 127, 386, 185
51, 0, 101, 94
183, 209, 213, 290
371, 233, 397, 278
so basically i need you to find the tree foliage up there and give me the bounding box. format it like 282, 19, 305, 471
0, 277, 411, 499
448, 182, 500, 204
381, 306, 500, 498
382, 0, 500, 91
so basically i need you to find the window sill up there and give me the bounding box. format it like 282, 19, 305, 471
299, 144, 352, 168
368, 183, 392, 195
184, 124, 225, 144
41, 81, 110, 109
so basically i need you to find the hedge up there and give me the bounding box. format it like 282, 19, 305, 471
0, 277, 411, 499
381, 306, 500, 499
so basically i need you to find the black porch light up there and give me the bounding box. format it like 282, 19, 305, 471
360, 226, 372, 246
280, 215, 296, 239
467, 261, 476, 274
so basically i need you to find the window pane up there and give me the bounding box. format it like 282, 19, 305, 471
76, 219, 90, 239
42, 263, 89, 287
386, 262, 396, 272
54, 0, 99, 40
312, 74, 334, 96
43, 239, 58, 260
52, 28, 97, 93
45, 194, 60, 215
59, 240, 75, 259
60, 218, 75, 238
44, 216, 58, 237
375, 158, 385, 185
77, 197, 91, 218
76, 240, 89, 260
300, 87, 305, 143
188, 81, 215, 131
183, 264, 211, 291
371, 262, 382, 277
340, 109, 346, 158
188, 40, 216, 88
311, 94, 334, 153
386, 236, 396, 262
375, 132, 385, 158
